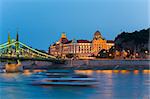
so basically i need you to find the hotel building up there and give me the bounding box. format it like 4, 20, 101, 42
49, 31, 114, 59
92, 31, 114, 55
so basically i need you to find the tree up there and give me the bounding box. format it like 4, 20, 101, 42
114, 28, 149, 54
66, 53, 75, 59
96, 49, 108, 58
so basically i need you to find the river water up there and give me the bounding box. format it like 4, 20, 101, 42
0, 70, 149, 99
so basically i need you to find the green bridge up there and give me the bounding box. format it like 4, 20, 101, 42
0, 33, 65, 64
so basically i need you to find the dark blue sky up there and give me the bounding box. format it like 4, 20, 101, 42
0, 0, 149, 51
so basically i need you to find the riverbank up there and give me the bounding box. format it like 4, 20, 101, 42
0, 59, 149, 70
22, 59, 150, 70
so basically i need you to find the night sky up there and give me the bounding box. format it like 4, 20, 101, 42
0, 0, 149, 51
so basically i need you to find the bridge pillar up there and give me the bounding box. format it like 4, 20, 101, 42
5, 60, 23, 73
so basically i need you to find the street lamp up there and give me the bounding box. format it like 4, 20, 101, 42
145, 51, 148, 54
135, 53, 139, 57
109, 53, 112, 57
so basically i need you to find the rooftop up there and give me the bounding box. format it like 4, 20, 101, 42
77, 40, 91, 43
107, 40, 114, 43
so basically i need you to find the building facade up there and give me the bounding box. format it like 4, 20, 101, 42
92, 31, 114, 56
49, 31, 114, 59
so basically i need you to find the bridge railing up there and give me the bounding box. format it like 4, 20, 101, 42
0, 41, 57, 60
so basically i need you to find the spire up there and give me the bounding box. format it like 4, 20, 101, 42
15, 32, 19, 56
8, 32, 11, 44
16, 32, 19, 42
72, 38, 76, 43
59, 32, 68, 43
61, 32, 66, 38
16, 27, 19, 42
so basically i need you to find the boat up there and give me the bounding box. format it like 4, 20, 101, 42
0, 69, 6, 73
30, 70, 98, 86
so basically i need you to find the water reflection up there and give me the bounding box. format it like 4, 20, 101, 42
75, 70, 149, 99
75, 70, 149, 75
23, 70, 32, 76
75, 70, 94, 75
143, 70, 150, 74
1, 73, 19, 78
120, 70, 130, 74
0, 70, 149, 99
32, 70, 46, 73
96, 70, 113, 74
133, 70, 139, 75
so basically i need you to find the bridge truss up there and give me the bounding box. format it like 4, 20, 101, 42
0, 34, 64, 63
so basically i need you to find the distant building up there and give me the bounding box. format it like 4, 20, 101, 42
106, 40, 115, 49
49, 31, 114, 59
92, 31, 114, 56
75, 40, 92, 58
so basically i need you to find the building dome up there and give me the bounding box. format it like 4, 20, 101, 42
94, 31, 101, 36
61, 33, 67, 38
59, 32, 68, 43
93, 30, 102, 40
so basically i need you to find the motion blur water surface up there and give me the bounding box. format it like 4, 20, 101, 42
0, 70, 149, 99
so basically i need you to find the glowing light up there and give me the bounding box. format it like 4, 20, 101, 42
120, 70, 129, 74
133, 70, 139, 75
23, 70, 32, 75
113, 70, 119, 73
145, 51, 148, 54
101, 70, 113, 74
96, 70, 102, 73
33, 70, 46, 73
2, 73, 18, 78
75, 70, 93, 75
143, 70, 150, 74
109, 53, 112, 56
135, 53, 139, 56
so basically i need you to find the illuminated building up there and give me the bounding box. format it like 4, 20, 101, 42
75, 40, 92, 58
49, 31, 114, 58
92, 31, 114, 56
